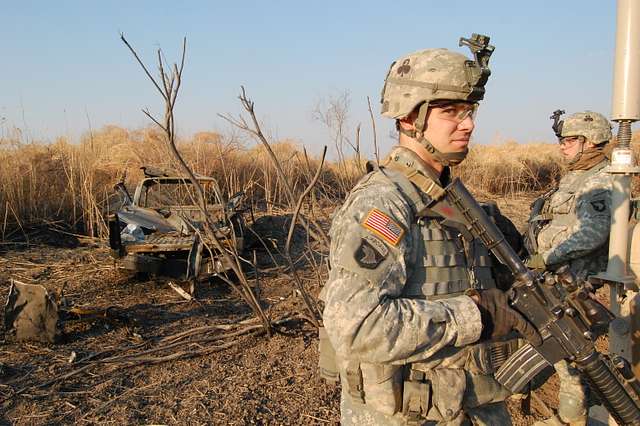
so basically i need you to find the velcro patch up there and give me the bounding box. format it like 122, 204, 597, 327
354, 236, 388, 269
590, 199, 607, 212
362, 208, 405, 246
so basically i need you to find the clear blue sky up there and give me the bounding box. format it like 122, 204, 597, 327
0, 1, 620, 156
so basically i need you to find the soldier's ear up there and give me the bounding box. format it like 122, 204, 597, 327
398, 117, 414, 131
398, 109, 419, 130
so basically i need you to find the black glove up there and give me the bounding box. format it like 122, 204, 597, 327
471, 288, 542, 346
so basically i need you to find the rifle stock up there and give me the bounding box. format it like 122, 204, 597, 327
435, 177, 640, 425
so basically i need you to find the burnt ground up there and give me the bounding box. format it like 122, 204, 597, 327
0, 197, 606, 425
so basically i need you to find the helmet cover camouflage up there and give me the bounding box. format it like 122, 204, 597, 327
381, 34, 493, 120
560, 111, 612, 145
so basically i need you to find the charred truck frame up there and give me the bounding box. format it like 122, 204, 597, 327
108, 167, 247, 283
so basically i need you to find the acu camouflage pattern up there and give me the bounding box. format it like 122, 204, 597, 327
321, 146, 513, 425
560, 111, 612, 145
533, 160, 612, 278
554, 359, 588, 424
381, 48, 489, 120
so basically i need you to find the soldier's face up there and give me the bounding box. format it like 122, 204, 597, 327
559, 136, 584, 160
423, 103, 476, 154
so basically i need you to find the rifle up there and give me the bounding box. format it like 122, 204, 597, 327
431, 177, 640, 426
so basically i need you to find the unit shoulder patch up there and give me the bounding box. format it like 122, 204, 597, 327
589, 199, 607, 213
362, 208, 405, 246
354, 235, 389, 269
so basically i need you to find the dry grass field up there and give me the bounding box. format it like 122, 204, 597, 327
0, 126, 639, 425
0, 125, 577, 238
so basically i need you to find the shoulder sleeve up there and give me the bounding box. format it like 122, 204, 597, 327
322, 173, 482, 365
543, 172, 612, 266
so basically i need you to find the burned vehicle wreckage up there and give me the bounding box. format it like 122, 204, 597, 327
108, 167, 248, 283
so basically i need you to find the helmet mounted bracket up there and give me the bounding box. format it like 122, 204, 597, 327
550, 109, 566, 138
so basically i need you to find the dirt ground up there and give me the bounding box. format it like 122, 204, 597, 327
0, 196, 604, 425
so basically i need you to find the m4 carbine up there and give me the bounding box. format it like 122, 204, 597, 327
431, 177, 640, 426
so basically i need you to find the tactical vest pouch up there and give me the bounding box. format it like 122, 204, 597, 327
430, 368, 466, 422
345, 360, 365, 404
359, 363, 404, 416
402, 370, 431, 424
549, 192, 575, 216
318, 327, 339, 383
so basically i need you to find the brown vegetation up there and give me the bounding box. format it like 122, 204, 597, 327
6, 125, 622, 240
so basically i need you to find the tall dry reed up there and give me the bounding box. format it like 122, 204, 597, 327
2, 126, 637, 239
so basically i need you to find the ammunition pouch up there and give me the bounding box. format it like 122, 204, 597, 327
402, 369, 431, 424
402, 367, 466, 424
343, 362, 404, 416
345, 360, 366, 403
402, 366, 511, 424
430, 368, 466, 422
337, 339, 519, 423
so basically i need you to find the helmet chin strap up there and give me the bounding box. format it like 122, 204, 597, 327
566, 138, 585, 166
420, 135, 469, 166
399, 102, 469, 167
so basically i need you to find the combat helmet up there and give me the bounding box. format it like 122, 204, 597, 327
381, 34, 494, 166
559, 111, 612, 145
550, 110, 612, 164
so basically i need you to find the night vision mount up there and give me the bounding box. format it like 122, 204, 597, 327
550, 109, 565, 138
459, 33, 494, 68
459, 33, 495, 98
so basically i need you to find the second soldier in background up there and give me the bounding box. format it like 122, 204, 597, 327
526, 110, 613, 426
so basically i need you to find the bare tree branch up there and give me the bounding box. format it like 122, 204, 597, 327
367, 96, 380, 166
121, 35, 272, 335
120, 34, 167, 101
157, 49, 171, 96
283, 146, 327, 327
221, 86, 330, 249
141, 109, 166, 131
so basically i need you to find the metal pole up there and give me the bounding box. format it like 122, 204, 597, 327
592, 1, 640, 424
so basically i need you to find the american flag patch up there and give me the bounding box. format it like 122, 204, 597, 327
362, 209, 405, 246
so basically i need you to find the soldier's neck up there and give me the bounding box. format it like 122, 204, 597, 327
397, 138, 443, 175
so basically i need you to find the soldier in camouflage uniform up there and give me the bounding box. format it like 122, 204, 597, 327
320, 34, 541, 425
525, 110, 613, 426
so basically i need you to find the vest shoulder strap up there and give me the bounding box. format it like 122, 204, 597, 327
366, 160, 429, 217
375, 160, 446, 219
384, 160, 446, 202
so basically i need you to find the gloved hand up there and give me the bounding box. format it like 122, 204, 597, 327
469, 288, 542, 346
526, 253, 546, 271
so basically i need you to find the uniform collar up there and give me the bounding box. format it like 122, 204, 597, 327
386, 145, 451, 186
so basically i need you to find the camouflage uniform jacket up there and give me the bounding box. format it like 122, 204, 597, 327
534, 160, 612, 277
321, 146, 513, 425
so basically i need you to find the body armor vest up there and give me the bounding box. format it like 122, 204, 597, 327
379, 155, 497, 300
527, 161, 608, 252
403, 216, 496, 298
